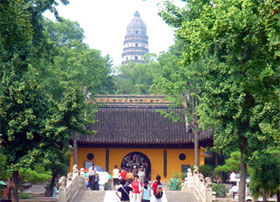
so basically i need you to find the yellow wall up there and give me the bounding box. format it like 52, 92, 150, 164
70, 147, 205, 181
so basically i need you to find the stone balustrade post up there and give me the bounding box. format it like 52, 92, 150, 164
58, 176, 66, 202
183, 168, 194, 191
205, 177, 213, 202
72, 164, 79, 179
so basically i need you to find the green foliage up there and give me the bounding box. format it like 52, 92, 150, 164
168, 177, 182, 191
171, 171, 181, 179
249, 151, 280, 199
114, 56, 159, 95
19, 193, 33, 199
41, 18, 114, 100
0, 2, 102, 201
198, 165, 213, 178
104, 181, 111, 190
19, 167, 51, 184
212, 183, 229, 198
160, 1, 280, 200
215, 151, 240, 173
0, 152, 9, 179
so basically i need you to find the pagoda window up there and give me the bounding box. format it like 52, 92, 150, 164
135, 56, 138, 60
135, 43, 138, 47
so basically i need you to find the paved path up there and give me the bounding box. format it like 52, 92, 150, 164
165, 191, 198, 202
73, 190, 105, 202
104, 190, 168, 202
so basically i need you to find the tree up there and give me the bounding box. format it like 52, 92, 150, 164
41, 18, 114, 100
160, 1, 280, 201
114, 54, 159, 94
153, 40, 204, 166
0, 1, 100, 202
215, 151, 241, 173
249, 151, 280, 201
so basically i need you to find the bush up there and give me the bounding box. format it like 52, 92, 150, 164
198, 165, 213, 178
212, 183, 228, 198
168, 178, 182, 191
19, 193, 33, 199
104, 181, 111, 190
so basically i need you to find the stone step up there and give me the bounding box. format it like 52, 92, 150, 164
165, 191, 198, 202
73, 190, 105, 202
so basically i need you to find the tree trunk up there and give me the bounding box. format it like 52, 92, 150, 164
194, 130, 199, 166
46, 171, 57, 197
73, 130, 78, 165
239, 137, 247, 202
11, 171, 19, 202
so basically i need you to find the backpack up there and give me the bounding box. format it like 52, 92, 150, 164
155, 184, 163, 199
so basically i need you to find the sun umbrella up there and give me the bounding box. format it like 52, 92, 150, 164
0, 180, 6, 185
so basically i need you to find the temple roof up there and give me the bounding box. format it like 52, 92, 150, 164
78, 95, 212, 146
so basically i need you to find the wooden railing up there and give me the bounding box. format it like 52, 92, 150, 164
58, 165, 87, 202
182, 165, 216, 202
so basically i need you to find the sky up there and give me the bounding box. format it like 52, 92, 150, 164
44, 0, 182, 67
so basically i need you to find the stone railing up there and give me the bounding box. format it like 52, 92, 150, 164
182, 165, 216, 202
58, 165, 87, 202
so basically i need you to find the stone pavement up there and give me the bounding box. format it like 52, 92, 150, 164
73, 189, 196, 202
103, 190, 168, 202
73, 190, 105, 202
22, 184, 46, 197
165, 191, 198, 202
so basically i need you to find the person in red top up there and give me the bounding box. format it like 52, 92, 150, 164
151, 175, 162, 201
131, 175, 142, 202
120, 167, 127, 181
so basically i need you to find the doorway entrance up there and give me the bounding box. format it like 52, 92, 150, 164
121, 152, 151, 180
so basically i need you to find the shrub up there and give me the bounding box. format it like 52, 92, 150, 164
19, 193, 33, 199
181, 172, 187, 180
169, 178, 182, 191
104, 181, 111, 190
198, 165, 213, 178
212, 183, 228, 198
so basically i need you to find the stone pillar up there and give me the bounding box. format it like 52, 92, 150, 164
184, 168, 194, 191
205, 177, 213, 202
58, 176, 66, 202
72, 164, 79, 179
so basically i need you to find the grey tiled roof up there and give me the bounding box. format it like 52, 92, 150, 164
78, 105, 212, 145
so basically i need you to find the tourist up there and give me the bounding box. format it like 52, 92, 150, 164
120, 167, 127, 182
88, 163, 97, 190
151, 175, 163, 201
116, 179, 133, 202
229, 171, 237, 185
113, 165, 120, 190
142, 180, 151, 202
1, 185, 7, 199
126, 169, 134, 183
132, 165, 138, 177
138, 166, 145, 185
131, 175, 142, 202
230, 182, 238, 199
52, 184, 58, 197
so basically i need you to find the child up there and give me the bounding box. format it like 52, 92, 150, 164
142, 180, 151, 202
230, 182, 238, 199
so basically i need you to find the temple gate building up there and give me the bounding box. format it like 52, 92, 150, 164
70, 95, 212, 181
122, 11, 149, 65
